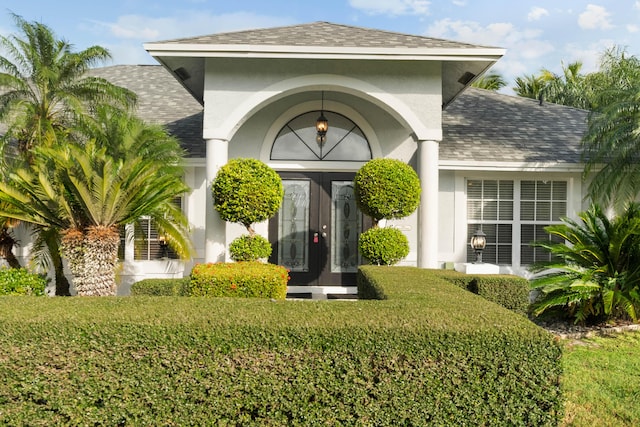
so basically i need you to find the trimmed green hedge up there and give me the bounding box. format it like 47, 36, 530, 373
0, 266, 560, 425
130, 277, 190, 296
380, 268, 530, 315
189, 262, 288, 299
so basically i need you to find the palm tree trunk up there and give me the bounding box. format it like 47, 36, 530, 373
0, 228, 21, 269
61, 228, 86, 295
41, 228, 71, 296
80, 226, 120, 296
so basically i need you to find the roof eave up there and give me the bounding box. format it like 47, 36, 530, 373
143, 43, 505, 61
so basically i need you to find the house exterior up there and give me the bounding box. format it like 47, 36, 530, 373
10, 22, 589, 296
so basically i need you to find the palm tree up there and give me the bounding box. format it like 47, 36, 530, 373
0, 13, 136, 294
512, 74, 546, 100
0, 134, 193, 296
472, 71, 507, 91
531, 204, 640, 324
581, 50, 640, 209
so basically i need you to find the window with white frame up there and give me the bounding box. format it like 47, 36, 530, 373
466, 179, 568, 266
118, 197, 183, 261
519, 180, 566, 265
466, 179, 514, 265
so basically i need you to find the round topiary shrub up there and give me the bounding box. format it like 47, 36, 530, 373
229, 234, 272, 262
212, 158, 283, 233
354, 158, 421, 225
0, 267, 47, 295
358, 227, 409, 266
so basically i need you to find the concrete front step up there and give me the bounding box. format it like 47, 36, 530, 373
286, 285, 357, 300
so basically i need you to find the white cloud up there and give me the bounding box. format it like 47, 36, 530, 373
451, 0, 467, 6
636, 1, 640, 10
628, 24, 640, 33
90, 11, 291, 43
348, 0, 430, 16
578, 4, 614, 30
527, 7, 549, 21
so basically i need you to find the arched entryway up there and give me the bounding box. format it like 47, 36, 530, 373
268, 110, 373, 289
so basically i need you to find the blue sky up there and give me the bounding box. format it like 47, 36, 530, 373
1, 1, 639, 94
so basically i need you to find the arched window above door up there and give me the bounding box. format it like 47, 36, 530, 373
271, 111, 372, 161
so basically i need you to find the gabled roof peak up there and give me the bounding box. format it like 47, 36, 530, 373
150, 21, 500, 50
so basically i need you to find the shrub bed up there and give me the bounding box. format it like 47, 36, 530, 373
0, 267, 560, 425
189, 262, 288, 299
0, 267, 46, 296
130, 277, 190, 296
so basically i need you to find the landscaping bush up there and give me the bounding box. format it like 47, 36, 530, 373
130, 277, 190, 296
212, 158, 283, 233
189, 262, 288, 299
531, 203, 640, 324
358, 226, 409, 266
430, 269, 530, 315
229, 234, 272, 262
354, 158, 421, 224
0, 267, 46, 296
0, 269, 562, 425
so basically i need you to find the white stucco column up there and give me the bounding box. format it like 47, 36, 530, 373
417, 139, 439, 268
205, 138, 229, 263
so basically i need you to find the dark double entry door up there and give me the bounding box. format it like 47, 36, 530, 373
268, 172, 370, 286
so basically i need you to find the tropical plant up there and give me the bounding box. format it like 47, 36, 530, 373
472, 71, 507, 91
530, 203, 640, 324
0, 132, 192, 296
0, 13, 136, 294
212, 158, 283, 236
581, 49, 640, 209
0, 13, 136, 151
512, 74, 546, 100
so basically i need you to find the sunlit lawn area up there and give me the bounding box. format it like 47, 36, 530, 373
562, 331, 640, 426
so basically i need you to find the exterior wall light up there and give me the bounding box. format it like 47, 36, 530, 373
315, 91, 328, 146
470, 228, 487, 264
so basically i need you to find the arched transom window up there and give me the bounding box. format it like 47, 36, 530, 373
271, 111, 372, 161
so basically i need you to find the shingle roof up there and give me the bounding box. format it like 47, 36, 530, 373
88, 65, 205, 158
88, 65, 587, 165
153, 21, 496, 50
441, 88, 587, 164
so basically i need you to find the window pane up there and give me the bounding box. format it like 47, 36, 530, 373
537, 181, 552, 200
499, 201, 513, 220
278, 180, 310, 272
483, 201, 498, 221
497, 245, 512, 265
552, 181, 567, 200
483, 180, 498, 199
521, 201, 535, 221
536, 201, 551, 221
497, 224, 512, 243
499, 180, 513, 199
468, 200, 482, 221
552, 202, 567, 221
467, 180, 482, 199
521, 224, 535, 245
272, 111, 371, 161
521, 181, 535, 200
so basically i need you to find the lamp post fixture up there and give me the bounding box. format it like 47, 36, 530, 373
470, 229, 486, 264
315, 91, 328, 146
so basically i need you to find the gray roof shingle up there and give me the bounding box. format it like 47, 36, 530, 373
441, 87, 587, 164
87, 65, 587, 165
151, 21, 497, 50
88, 65, 204, 158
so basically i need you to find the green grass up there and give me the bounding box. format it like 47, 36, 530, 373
562, 331, 640, 426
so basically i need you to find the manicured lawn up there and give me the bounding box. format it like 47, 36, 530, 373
562, 331, 640, 426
